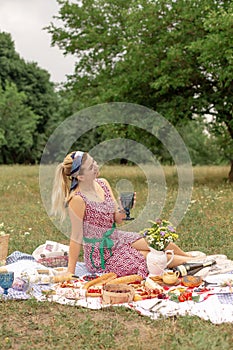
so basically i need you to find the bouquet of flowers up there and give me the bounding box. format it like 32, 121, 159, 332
140, 218, 178, 251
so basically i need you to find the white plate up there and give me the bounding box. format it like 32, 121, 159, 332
21, 267, 54, 284
204, 273, 233, 285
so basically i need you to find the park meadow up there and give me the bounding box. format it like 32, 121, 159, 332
0, 164, 232, 350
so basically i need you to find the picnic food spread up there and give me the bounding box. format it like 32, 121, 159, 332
2, 255, 233, 306
38, 271, 206, 304
3, 258, 232, 306
2, 250, 233, 324
52, 273, 165, 303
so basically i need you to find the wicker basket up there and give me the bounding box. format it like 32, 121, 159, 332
102, 284, 135, 305
0, 234, 10, 263
36, 255, 69, 268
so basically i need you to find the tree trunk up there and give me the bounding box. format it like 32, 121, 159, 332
229, 160, 233, 182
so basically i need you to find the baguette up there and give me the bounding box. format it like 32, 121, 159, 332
106, 274, 143, 285
94, 275, 117, 286
83, 272, 117, 290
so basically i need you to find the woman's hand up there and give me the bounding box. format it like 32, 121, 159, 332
133, 192, 136, 208
52, 270, 74, 283
114, 208, 126, 224
114, 192, 136, 224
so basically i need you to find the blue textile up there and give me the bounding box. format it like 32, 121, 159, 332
6, 251, 35, 265
217, 293, 233, 304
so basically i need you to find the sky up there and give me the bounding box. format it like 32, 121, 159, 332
0, 0, 76, 83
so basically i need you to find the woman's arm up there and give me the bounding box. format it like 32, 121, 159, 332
100, 178, 126, 224
67, 195, 85, 274
68, 240, 82, 274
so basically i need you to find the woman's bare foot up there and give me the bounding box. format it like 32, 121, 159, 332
185, 251, 206, 258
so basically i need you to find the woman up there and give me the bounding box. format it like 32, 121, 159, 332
51, 151, 195, 278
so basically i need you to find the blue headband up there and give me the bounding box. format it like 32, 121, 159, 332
70, 151, 84, 191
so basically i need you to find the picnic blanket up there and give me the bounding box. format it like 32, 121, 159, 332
2, 250, 233, 325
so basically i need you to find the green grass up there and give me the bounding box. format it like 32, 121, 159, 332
0, 164, 233, 350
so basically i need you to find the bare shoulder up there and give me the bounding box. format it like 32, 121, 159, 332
69, 194, 85, 212
69, 194, 86, 220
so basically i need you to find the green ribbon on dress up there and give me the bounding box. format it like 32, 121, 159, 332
83, 223, 116, 270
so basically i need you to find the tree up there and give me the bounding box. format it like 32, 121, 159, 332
0, 32, 59, 163
0, 83, 39, 163
47, 0, 233, 179
188, 4, 233, 177
178, 119, 226, 166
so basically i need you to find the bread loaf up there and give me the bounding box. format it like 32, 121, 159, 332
106, 274, 143, 285
182, 275, 202, 287
83, 272, 117, 290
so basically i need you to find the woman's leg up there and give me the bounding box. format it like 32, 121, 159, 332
136, 251, 196, 268
166, 253, 195, 268
131, 238, 194, 266
131, 238, 150, 258
165, 242, 191, 257
131, 239, 192, 257
131, 238, 150, 252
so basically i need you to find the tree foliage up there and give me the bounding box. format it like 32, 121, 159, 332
47, 0, 233, 177
0, 32, 58, 163
0, 83, 39, 163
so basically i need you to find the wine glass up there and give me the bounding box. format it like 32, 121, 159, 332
0, 271, 14, 295
120, 192, 134, 220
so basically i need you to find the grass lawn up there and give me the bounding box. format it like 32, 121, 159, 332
0, 164, 232, 350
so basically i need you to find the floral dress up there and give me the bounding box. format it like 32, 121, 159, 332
75, 179, 148, 278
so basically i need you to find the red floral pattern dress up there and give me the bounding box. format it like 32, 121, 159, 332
75, 179, 148, 278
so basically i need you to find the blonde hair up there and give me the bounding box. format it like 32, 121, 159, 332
51, 152, 87, 222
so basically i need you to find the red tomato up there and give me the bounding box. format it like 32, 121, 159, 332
183, 292, 192, 300
178, 294, 186, 302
